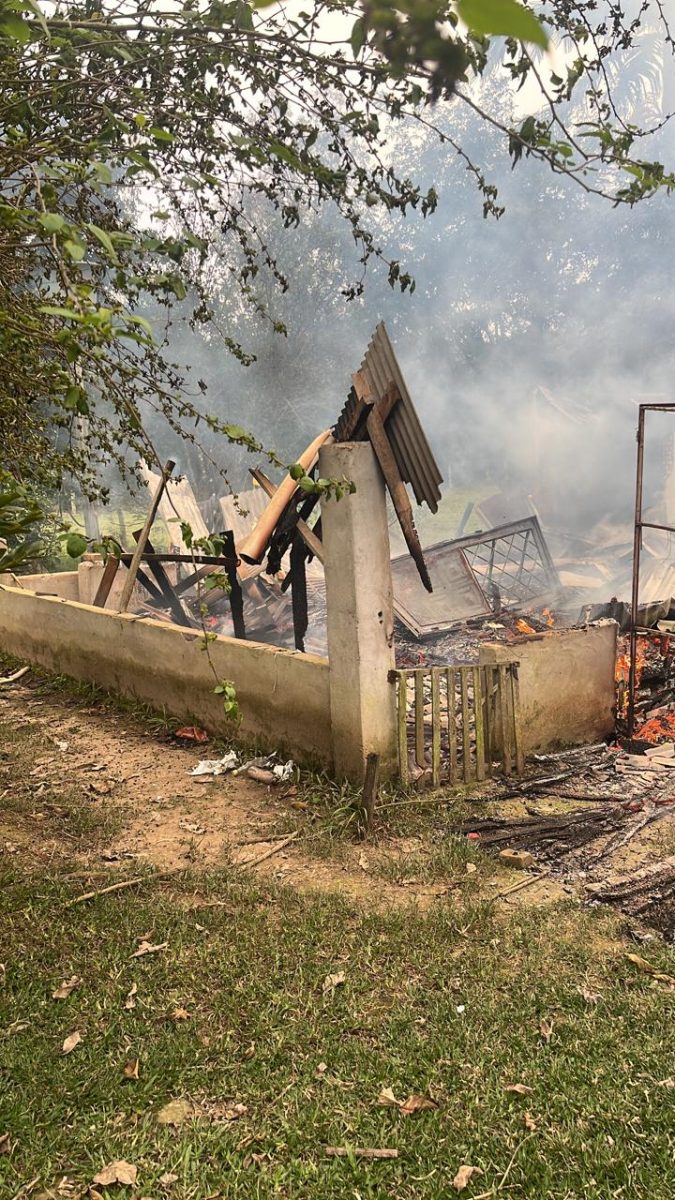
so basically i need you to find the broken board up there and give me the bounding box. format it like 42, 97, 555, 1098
392, 545, 489, 637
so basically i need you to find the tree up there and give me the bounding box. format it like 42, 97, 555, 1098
0, 0, 673, 498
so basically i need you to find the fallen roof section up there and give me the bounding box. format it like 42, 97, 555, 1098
339, 321, 443, 514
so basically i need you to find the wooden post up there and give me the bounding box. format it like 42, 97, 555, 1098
361, 752, 380, 834
116, 460, 175, 613
397, 672, 409, 785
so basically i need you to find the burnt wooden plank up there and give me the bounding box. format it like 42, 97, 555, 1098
92, 556, 120, 608
366, 406, 432, 593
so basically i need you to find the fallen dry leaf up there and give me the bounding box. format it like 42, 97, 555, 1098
52, 975, 81, 1001
465, 862, 477, 875
132, 941, 168, 959
175, 725, 209, 743
578, 984, 601, 1004
377, 1086, 403, 1108
159, 1172, 179, 1187
452, 1164, 482, 1191
0, 1132, 11, 1155
504, 1083, 533, 1096
358, 852, 369, 871
399, 1094, 438, 1116
124, 983, 138, 1010
172, 1007, 190, 1021
92, 1160, 138, 1187
626, 953, 675, 988
123, 1058, 140, 1080
62, 1030, 82, 1055
220, 1103, 248, 1121
539, 1018, 554, 1043
524, 1111, 538, 1131
322, 971, 346, 995
658, 1078, 675, 1088
157, 1099, 194, 1127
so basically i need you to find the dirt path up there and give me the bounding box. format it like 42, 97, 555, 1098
1, 667, 673, 924
0, 672, 455, 908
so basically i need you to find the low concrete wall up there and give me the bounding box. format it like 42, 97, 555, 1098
11, 569, 79, 601
480, 620, 618, 754
0, 584, 331, 765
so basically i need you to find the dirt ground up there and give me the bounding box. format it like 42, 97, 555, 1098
1, 667, 674, 924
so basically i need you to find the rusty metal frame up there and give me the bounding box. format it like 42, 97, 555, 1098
627, 403, 675, 738
441, 516, 558, 609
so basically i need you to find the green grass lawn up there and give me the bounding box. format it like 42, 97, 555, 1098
2, 866, 674, 1200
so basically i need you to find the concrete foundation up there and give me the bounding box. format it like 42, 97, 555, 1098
0, 584, 331, 765
320, 442, 398, 781
479, 620, 618, 754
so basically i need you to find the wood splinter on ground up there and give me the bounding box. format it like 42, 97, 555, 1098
239, 830, 299, 868
0, 665, 29, 686
324, 1146, 399, 1160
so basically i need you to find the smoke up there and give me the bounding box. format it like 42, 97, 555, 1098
126, 18, 675, 568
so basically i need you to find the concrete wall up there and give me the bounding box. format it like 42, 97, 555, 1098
10, 569, 79, 601
0, 584, 331, 765
480, 620, 618, 754
320, 442, 398, 781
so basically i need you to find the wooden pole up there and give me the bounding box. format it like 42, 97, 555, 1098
361, 752, 380, 834
116, 460, 175, 613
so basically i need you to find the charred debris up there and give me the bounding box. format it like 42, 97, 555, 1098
90, 324, 675, 757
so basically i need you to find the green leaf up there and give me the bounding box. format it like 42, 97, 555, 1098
39, 304, 83, 321
457, 0, 548, 47
64, 239, 85, 262
350, 18, 366, 57
38, 212, 66, 234
0, 13, 33, 43
65, 532, 88, 559
148, 126, 175, 143
91, 161, 113, 184
86, 222, 119, 263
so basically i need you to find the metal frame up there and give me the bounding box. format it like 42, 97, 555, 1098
628, 403, 675, 738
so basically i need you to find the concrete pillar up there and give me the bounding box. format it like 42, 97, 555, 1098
319, 441, 397, 782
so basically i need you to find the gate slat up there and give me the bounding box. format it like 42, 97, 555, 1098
414, 671, 425, 767
446, 667, 457, 783
431, 668, 441, 787
460, 666, 472, 782
473, 665, 486, 781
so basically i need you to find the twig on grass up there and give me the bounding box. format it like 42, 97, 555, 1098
325, 1146, 398, 1159
66, 872, 175, 906
239, 830, 299, 868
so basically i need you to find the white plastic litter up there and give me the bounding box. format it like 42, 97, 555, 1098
273, 760, 294, 782
189, 752, 239, 777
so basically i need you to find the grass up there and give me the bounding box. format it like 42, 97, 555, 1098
0, 714, 125, 856
1, 865, 675, 1200
2, 653, 675, 1198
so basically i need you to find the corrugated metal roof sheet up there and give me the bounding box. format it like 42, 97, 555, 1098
357, 322, 443, 513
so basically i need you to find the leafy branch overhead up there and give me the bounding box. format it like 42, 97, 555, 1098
0, 0, 673, 493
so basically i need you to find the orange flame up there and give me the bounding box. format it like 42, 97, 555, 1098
634, 712, 675, 744
515, 618, 536, 635
541, 607, 555, 628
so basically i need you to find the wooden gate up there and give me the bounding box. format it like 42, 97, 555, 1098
391, 662, 524, 787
